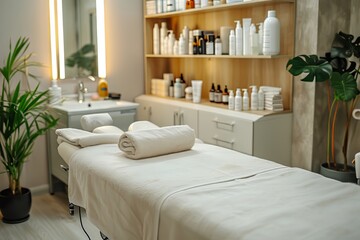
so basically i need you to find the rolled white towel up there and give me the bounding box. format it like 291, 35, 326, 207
118, 125, 195, 159
56, 128, 120, 147
80, 113, 113, 132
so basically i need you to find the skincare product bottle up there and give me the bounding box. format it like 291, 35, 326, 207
180, 73, 186, 97
49, 79, 62, 105
242, 89, 249, 110
98, 78, 109, 98
250, 23, 259, 55
167, 0, 175, 12
258, 22, 264, 55
220, 26, 232, 54
168, 30, 175, 55
206, 34, 215, 55
229, 30, 236, 56
186, 0, 195, 9
234, 20, 243, 56
222, 85, 229, 104
157, 0, 163, 13
234, 88, 242, 111
195, 0, 201, 8
215, 36, 222, 55
188, 30, 194, 55
209, 83, 215, 102
174, 78, 182, 98
250, 85, 258, 110
179, 33, 186, 55
258, 87, 264, 110
215, 84, 222, 103
169, 80, 174, 97
242, 18, 252, 55
153, 23, 160, 55
160, 22, 168, 54
263, 10, 280, 55
183, 26, 189, 54
228, 90, 234, 110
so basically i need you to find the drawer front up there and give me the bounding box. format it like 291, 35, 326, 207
198, 111, 253, 155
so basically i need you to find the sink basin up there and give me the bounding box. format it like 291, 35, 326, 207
51, 99, 139, 115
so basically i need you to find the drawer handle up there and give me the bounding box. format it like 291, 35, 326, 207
212, 135, 234, 145
173, 111, 179, 125
212, 118, 235, 127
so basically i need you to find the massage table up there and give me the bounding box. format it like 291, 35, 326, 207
57, 133, 360, 240
56, 116, 360, 240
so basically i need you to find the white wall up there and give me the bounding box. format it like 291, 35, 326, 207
0, 0, 144, 190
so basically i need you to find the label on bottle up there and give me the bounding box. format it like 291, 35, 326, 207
222, 94, 229, 104
209, 91, 215, 102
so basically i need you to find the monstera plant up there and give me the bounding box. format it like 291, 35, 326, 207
0, 37, 58, 223
287, 31, 360, 178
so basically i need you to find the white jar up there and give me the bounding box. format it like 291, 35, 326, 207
174, 78, 182, 98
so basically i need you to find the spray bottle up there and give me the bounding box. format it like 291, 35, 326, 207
250, 85, 258, 110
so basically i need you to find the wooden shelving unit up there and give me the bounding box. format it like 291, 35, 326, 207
143, 0, 295, 111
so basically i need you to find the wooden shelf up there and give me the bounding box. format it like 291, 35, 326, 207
146, 54, 291, 59
145, 0, 295, 19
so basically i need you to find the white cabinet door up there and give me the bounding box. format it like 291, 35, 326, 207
198, 110, 253, 155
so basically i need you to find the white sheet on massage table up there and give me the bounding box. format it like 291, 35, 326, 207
58, 142, 360, 240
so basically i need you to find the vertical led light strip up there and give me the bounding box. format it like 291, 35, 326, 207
96, 0, 106, 78
49, 0, 58, 80
57, 0, 65, 79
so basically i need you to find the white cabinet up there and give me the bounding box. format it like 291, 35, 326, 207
135, 95, 198, 136
135, 95, 292, 166
47, 101, 138, 194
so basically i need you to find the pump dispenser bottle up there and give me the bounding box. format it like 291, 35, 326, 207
234, 88, 242, 111
228, 90, 234, 110
229, 30, 236, 56
234, 20, 243, 56
250, 85, 258, 110
49, 79, 62, 105
242, 89, 249, 110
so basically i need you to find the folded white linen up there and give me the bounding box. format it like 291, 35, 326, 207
56, 128, 120, 147
128, 121, 160, 131
93, 125, 124, 134
80, 113, 113, 131
118, 125, 195, 159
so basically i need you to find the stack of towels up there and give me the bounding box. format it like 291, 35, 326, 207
261, 86, 284, 112
56, 113, 196, 160
151, 78, 169, 97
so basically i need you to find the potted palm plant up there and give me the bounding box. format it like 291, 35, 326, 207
0, 37, 58, 223
287, 31, 360, 182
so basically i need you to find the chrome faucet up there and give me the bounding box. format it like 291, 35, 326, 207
78, 81, 87, 103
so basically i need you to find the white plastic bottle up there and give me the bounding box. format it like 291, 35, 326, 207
182, 26, 189, 54
153, 23, 160, 55
250, 23, 259, 55
229, 30, 236, 56
258, 87, 264, 110
49, 79, 62, 105
234, 88, 242, 111
188, 30, 194, 55
242, 89, 249, 111
242, 18, 252, 55
258, 22, 264, 55
263, 10, 280, 55
250, 85, 258, 110
228, 90, 235, 110
234, 20, 243, 56
168, 30, 175, 55
174, 78, 182, 98
160, 22, 168, 54
215, 36, 222, 55
179, 33, 186, 55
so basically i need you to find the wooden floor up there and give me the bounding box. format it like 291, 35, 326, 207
0, 192, 101, 240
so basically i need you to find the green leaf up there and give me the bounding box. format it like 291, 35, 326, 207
330, 72, 360, 101
286, 55, 333, 82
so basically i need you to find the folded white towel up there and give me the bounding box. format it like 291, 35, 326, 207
118, 125, 195, 159
56, 128, 120, 147
128, 121, 160, 131
80, 113, 113, 132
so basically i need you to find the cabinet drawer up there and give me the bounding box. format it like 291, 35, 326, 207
198, 111, 253, 155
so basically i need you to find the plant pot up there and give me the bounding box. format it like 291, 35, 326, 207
0, 187, 32, 224
320, 163, 357, 183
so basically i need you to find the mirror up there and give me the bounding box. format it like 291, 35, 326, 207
49, 0, 106, 80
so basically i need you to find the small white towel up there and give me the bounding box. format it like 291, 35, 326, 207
56, 128, 120, 147
80, 113, 113, 131
118, 125, 195, 159
128, 121, 160, 131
